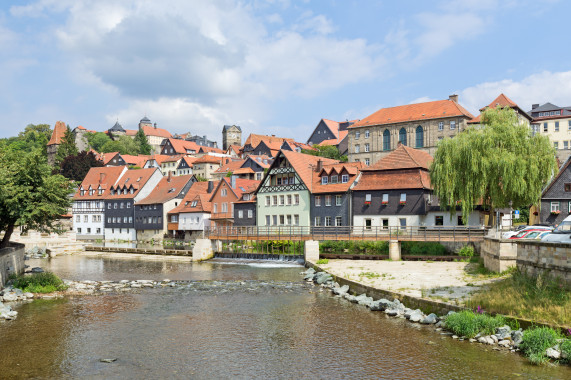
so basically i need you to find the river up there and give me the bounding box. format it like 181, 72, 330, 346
0, 254, 569, 379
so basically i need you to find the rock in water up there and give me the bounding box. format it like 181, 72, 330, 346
332, 285, 349, 296
421, 313, 439, 325
512, 330, 523, 347
545, 347, 560, 360
100, 358, 117, 363
31, 267, 44, 273
410, 311, 424, 323
495, 325, 511, 340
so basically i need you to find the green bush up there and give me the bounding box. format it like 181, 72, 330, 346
560, 339, 571, 364
401, 242, 448, 255
458, 245, 475, 258
12, 272, 67, 293
445, 310, 505, 338
316, 259, 329, 265
520, 327, 559, 365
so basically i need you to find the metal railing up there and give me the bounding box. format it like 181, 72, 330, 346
204, 225, 488, 243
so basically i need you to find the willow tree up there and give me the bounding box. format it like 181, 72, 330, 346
430, 106, 556, 226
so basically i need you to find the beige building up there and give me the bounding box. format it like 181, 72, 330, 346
529, 102, 571, 161
347, 95, 474, 165
192, 155, 222, 180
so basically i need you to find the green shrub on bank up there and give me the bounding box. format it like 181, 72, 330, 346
445, 310, 505, 338
560, 339, 571, 364
319, 240, 448, 255
458, 245, 475, 258
520, 327, 559, 365
400, 242, 448, 255
12, 272, 67, 293
316, 259, 329, 265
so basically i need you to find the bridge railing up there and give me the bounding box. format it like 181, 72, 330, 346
204, 225, 488, 242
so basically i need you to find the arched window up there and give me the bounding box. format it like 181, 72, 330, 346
415, 126, 424, 148
383, 129, 390, 151
399, 128, 407, 146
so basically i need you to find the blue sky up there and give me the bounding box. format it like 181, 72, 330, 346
1, 0, 571, 143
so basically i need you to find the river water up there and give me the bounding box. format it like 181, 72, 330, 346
0, 254, 569, 379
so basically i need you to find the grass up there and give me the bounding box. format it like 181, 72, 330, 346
520, 327, 559, 365
465, 258, 515, 278
445, 310, 506, 338
316, 259, 329, 265
467, 269, 571, 326
561, 339, 571, 364
358, 271, 380, 279
11, 272, 67, 293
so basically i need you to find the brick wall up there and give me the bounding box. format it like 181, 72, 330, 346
481, 237, 517, 273
516, 241, 571, 285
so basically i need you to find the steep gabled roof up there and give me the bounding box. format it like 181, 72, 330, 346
279, 150, 338, 189
48, 121, 68, 146
108, 168, 158, 199
178, 156, 198, 169
141, 125, 172, 139
364, 144, 433, 171
121, 154, 150, 167
350, 98, 474, 128
214, 159, 246, 174
244, 155, 272, 169
100, 152, 122, 166
318, 130, 349, 146
165, 138, 200, 154
194, 155, 221, 165
169, 181, 219, 214
312, 162, 364, 194
198, 145, 225, 154
542, 156, 571, 197
136, 174, 194, 205
353, 169, 432, 191
209, 177, 260, 202
226, 144, 242, 155
244, 133, 294, 148
469, 93, 532, 124
73, 166, 127, 200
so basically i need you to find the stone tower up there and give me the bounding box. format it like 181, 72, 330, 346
222, 124, 242, 150
47, 121, 68, 166
139, 116, 152, 130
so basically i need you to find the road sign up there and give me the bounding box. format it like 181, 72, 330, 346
514, 210, 520, 219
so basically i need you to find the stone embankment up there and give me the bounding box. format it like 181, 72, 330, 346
302, 267, 569, 364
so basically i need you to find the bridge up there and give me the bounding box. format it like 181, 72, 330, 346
204, 226, 488, 243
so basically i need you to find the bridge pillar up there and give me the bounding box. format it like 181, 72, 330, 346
389, 240, 401, 261
193, 239, 214, 261
304, 240, 320, 263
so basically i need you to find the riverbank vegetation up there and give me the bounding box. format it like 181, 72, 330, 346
11, 272, 67, 293
318, 241, 449, 255
467, 269, 570, 326
445, 310, 506, 338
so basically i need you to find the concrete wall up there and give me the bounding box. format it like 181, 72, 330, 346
481, 237, 517, 273
516, 241, 571, 284
0, 243, 25, 288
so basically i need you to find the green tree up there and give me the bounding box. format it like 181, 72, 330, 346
101, 135, 140, 155
301, 145, 346, 161
60, 151, 104, 182
55, 125, 78, 165
86, 132, 112, 152
0, 149, 73, 248
134, 129, 152, 155
0, 123, 53, 155
429, 107, 557, 226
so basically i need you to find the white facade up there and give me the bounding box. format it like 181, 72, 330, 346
178, 212, 211, 232
72, 200, 105, 239
353, 211, 482, 229
104, 227, 137, 241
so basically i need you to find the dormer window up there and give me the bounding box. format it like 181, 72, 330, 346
191, 200, 198, 207
243, 194, 250, 201
80, 190, 85, 196
98, 187, 103, 195
321, 176, 328, 185
110, 189, 115, 195
342, 174, 349, 183
130, 187, 134, 194
331, 175, 338, 184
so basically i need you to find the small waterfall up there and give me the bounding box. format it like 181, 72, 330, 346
214, 252, 304, 264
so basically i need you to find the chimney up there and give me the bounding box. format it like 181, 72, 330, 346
207, 181, 214, 193
449, 94, 458, 103
532, 104, 539, 110
231, 175, 236, 189
167, 171, 172, 183
154, 123, 157, 129
99, 173, 106, 184
316, 159, 323, 173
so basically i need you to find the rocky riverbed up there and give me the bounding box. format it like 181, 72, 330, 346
302, 267, 569, 364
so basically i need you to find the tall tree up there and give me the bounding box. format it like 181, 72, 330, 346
301, 145, 347, 162
55, 125, 78, 165
86, 132, 112, 152
134, 128, 152, 155
429, 107, 557, 226
0, 149, 72, 248
101, 135, 140, 155
60, 151, 104, 182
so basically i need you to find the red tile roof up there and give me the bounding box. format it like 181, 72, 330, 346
48, 121, 68, 145
364, 144, 433, 171
312, 162, 364, 194
210, 178, 260, 202
469, 93, 531, 124
349, 99, 474, 128
227, 144, 241, 154
318, 129, 349, 146
141, 125, 172, 139
353, 169, 432, 191
136, 174, 194, 205
100, 152, 121, 166
179, 156, 198, 168
194, 155, 222, 165
280, 150, 339, 189
214, 159, 246, 173
199, 146, 225, 154
169, 181, 219, 214
146, 154, 174, 166
107, 168, 158, 199
121, 154, 150, 167
73, 166, 127, 200
165, 138, 200, 154
245, 155, 273, 168
244, 133, 294, 147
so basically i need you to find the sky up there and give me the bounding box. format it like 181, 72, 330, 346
1, 0, 571, 143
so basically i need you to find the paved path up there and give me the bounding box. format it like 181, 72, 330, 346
318, 260, 502, 306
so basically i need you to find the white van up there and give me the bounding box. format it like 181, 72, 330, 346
541, 215, 571, 243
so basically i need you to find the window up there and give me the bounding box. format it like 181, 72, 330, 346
107, 218, 111, 224
355, 145, 360, 153
120, 202, 124, 209
365, 194, 372, 202
335, 216, 342, 226
315, 216, 321, 226
565, 183, 571, 192
96, 228, 101, 234
400, 193, 406, 203
77, 228, 81, 234
84, 215, 88, 222
273, 215, 278, 225
294, 194, 300, 205
325, 195, 332, 206
213, 203, 218, 213
551, 202, 560, 212
127, 203, 131, 209
273, 195, 278, 205
450, 121, 456, 130
222, 203, 228, 213
565, 141, 569, 150
112, 217, 116, 223
248, 210, 253, 218
365, 218, 372, 230
365, 158, 370, 166
544, 123, 548, 132
569, 202, 571, 213
331, 175, 338, 184
399, 218, 407, 229
568, 121, 571, 130
315, 196, 321, 207
458, 215, 464, 226
435, 216, 443, 226
415, 126, 423, 148
287, 194, 292, 205
398, 128, 407, 146
341, 174, 349, 183
238, 210, 243, 218
294, 214, 299, 225
321, 176, 328, 185
336, 195, 342, 206
382, 129, 391, 151
76, 215, 80, 222
266, 196, 271, 206
129, 217, 133, 223
381, 219, 388, 229
365, 130, 370, 138
365, 143, 370, 152
325, 216, 332, 226
279, 195, 285, 205
221, 189, 227, 197
355, 131, 360, 139
555, 121, 560, 132
256, 173, 262, 180
382, 193, 388, 204
554, 142, 559, 149
266, 215, 271, 226
287, 215, 292, 225
438, 122, 444, 131
123, 217, 128, 223
171, 215, 178, 222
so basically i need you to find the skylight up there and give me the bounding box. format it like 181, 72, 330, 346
239, 187, 246, 192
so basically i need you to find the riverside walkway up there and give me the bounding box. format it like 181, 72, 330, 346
205, 226, 487, 243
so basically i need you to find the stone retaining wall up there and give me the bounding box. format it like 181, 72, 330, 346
481, 237, 517, 273
516, 241, 571, 285
0, 242, 25, 288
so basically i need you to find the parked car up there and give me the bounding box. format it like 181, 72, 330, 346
541, 216, 571, 243
502, 225, 552, 239
509, 228, 553, 240
535, 231, 551, 240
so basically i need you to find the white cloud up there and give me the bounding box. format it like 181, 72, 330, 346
460, 70, 571, 114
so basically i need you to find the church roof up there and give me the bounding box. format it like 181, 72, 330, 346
109, 121, 125, 133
